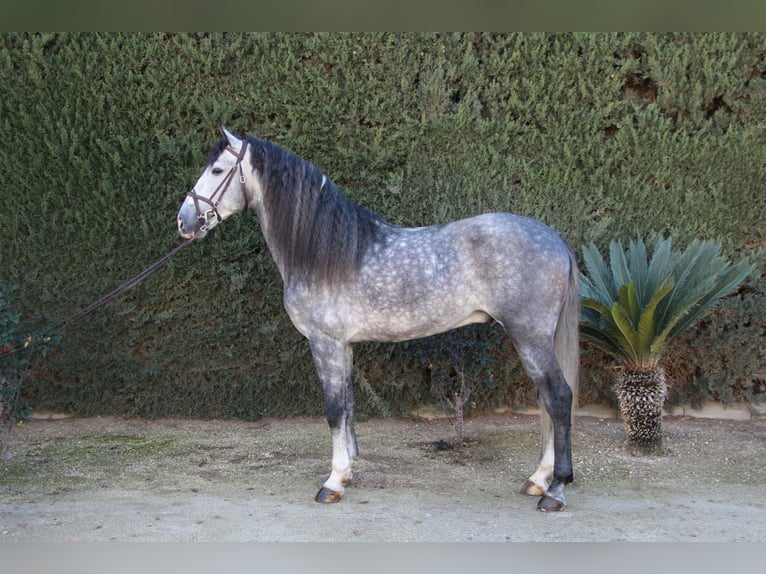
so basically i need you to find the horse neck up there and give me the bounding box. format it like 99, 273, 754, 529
246, 139, 393, 290
248, 181, 291, 283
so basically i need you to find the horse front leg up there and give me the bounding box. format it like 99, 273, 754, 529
309, 337, 357, 503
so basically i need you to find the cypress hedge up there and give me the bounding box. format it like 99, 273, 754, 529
1, 33, 763, 419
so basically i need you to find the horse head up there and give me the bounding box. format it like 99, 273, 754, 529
177, 127, 250, 239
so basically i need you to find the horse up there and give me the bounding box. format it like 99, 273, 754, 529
177, 127, 579, 511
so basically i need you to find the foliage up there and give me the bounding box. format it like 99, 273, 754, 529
580, 237, 756, 369
0, 282, 41, 427
0, 33, 764, 418
580, 237, 755, 453
665, 285, 766, 408
1, 281, 59, 450
414, 323, 503, 443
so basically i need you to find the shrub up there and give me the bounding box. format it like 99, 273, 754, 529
0, 33, 763, 418
1, 281, 60, 451
579, 237, 755, 452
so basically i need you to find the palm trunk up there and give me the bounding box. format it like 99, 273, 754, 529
616, 366, 667, 455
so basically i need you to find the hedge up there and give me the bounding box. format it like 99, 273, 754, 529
1, 32, 764, 419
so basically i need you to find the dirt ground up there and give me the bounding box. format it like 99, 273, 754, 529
1, 412, 764, 542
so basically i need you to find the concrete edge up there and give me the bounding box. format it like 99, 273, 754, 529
506, 401, 764, 421
30, 401, 766, 424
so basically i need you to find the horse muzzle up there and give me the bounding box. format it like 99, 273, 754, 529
177, 216, 199, 239
177, 203, 215, 239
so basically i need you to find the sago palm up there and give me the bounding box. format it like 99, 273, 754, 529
579, 237, 754, 453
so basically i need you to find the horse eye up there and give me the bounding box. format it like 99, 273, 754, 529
211, 167, 223, 175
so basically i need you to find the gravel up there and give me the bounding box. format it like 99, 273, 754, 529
1, 413, 764, 542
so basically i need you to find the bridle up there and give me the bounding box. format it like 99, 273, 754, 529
186, 139, 249, 233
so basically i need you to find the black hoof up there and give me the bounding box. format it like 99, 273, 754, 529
315, 487, 343, 503
537, 494, 566, 512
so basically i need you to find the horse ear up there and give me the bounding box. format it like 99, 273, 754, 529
220, 126, 242, 149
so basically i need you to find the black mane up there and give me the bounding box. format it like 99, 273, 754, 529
245, 137, 388, 288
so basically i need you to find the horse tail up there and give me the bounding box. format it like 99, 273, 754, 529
554, 247, 580, 414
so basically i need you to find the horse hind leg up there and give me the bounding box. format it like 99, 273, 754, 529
515, 343, 574, 512
517, 261, 579, 511
520, 395, 555, 497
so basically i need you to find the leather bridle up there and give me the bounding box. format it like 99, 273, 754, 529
186, 139, 249, 233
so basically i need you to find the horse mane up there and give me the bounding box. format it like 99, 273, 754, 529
206, 138, 230, 166
244, 137, 388, 288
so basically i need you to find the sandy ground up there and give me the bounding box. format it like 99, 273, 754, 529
1, 413, 764, 542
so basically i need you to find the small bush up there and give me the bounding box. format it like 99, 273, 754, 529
1, 283, 31, 429
1, 281, 60, 451
414, 323, 503, 444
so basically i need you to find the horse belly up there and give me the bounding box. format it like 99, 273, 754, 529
348, 303, 492, 343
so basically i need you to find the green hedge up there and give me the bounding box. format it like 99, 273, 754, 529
1, 33, 764, 419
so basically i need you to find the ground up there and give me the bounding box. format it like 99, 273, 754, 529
1, 413, 764, 542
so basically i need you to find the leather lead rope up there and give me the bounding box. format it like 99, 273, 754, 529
0, 237, 195, 360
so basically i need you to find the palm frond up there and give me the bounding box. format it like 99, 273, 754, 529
581, 242, 616, 303
645, 237, 672, 306
628, 239, 649, 307
579, 236, 755, 369
618, 281, 640, 328
610, 298, 640, 364
580, 321, 627, 359
636, 280, 674, 363
665, 256, 755, 342
609, 240, 631, 289
657, 239, 717, 328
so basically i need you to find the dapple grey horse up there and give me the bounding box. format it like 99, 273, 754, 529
177, 128, 579, 511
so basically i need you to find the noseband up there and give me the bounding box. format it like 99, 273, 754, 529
186, 139, 249, 233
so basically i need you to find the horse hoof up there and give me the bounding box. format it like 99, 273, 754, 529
537, 494, 566, 512
520, 480, 547, 497
315, 487, 343, 503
